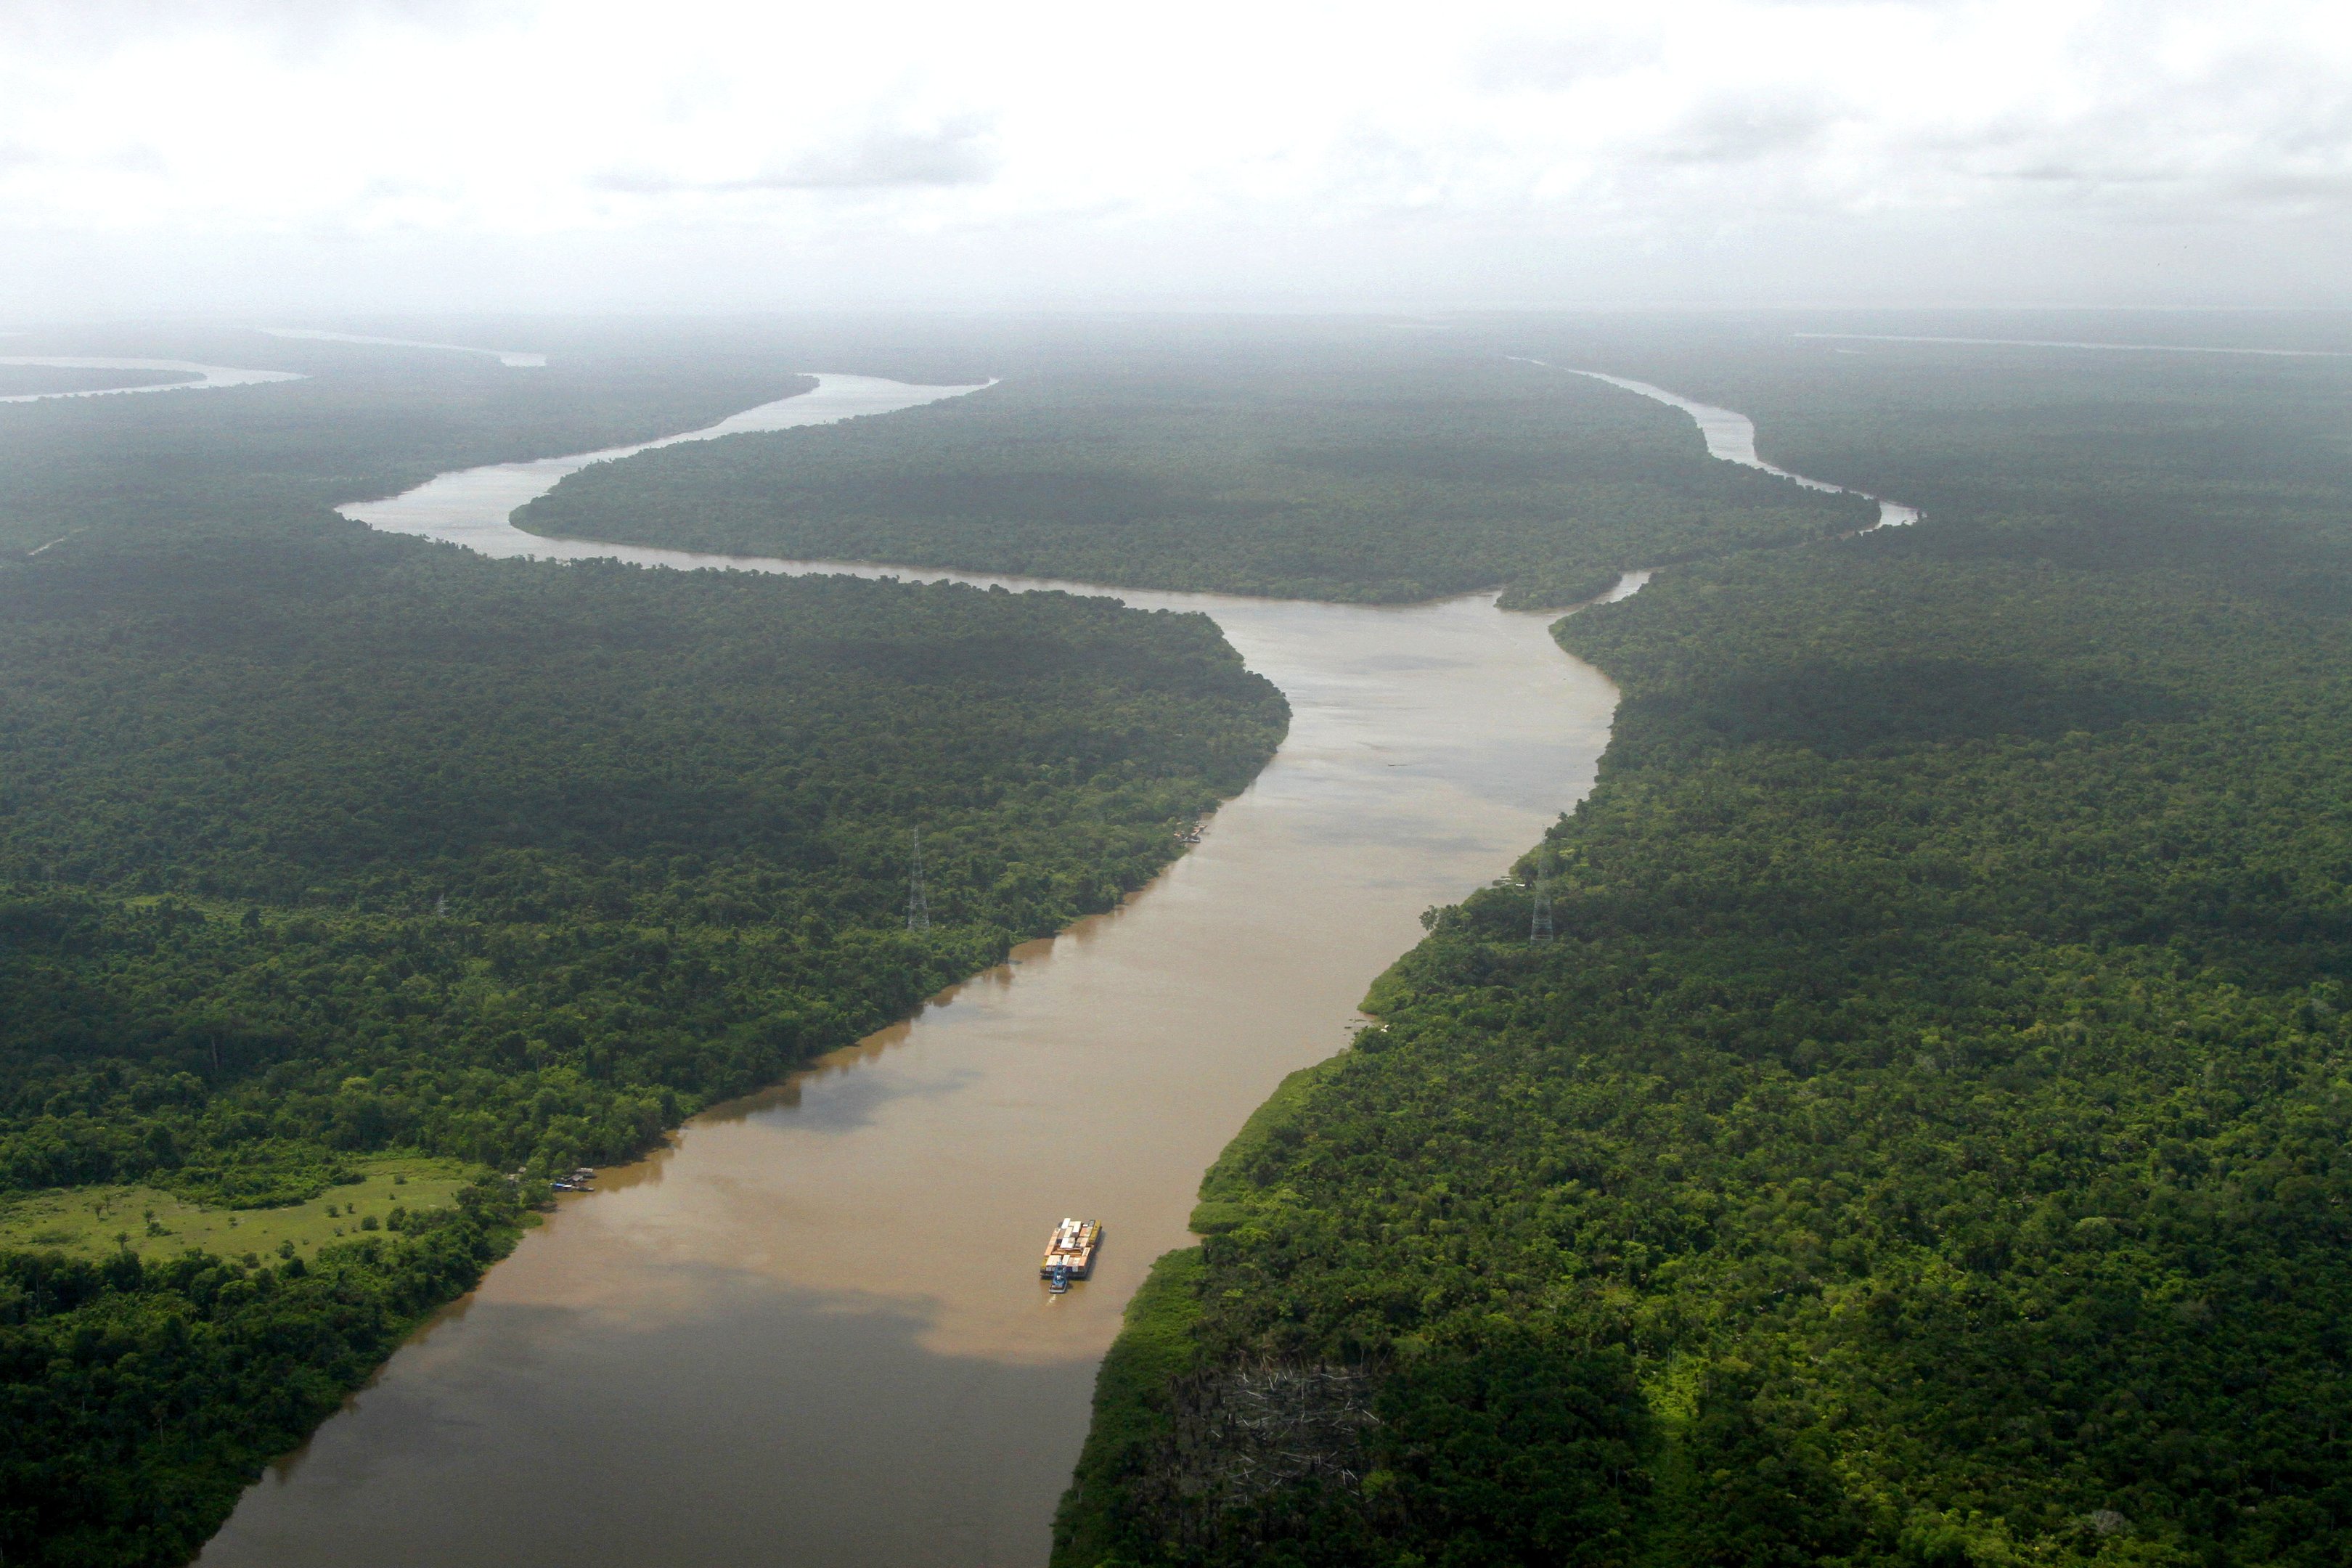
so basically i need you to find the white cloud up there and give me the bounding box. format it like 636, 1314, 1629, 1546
0, 0, 2345, 312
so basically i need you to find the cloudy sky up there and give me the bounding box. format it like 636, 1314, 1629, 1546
1, 0, 2346, 317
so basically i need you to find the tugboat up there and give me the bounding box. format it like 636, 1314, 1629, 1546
1040, 1217, 1101, 1293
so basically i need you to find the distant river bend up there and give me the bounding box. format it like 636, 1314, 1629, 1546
0, 355, 303, 404
1511, 358, 1921, 531
197, 368, 1881, 1568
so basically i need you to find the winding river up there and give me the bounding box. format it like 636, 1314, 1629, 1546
188, 367, 1811, 1567
1510, 358, 1919, 531
0, 355, 303, 404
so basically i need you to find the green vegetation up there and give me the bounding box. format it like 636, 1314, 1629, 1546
0, 1156, 473, 1262
0, 534, 1281, 1568
1059, 340, 2352, 1567
0, 526, 1283, 1199
23, 317, 2351, 1567
517, 356, 1867, 607
1, 1181, 526, 1567
1504, 318, 2352, 608
0, 330, 817, 555
1057, 1249, 1211, 1567
0, 338, 1287, 1566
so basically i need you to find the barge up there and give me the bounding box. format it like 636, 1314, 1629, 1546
1041, 1217, 1101, 1293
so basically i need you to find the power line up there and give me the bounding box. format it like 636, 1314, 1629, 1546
907, 828, 931, 934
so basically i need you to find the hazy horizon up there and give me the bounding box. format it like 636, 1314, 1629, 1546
4, 0, 2346, 321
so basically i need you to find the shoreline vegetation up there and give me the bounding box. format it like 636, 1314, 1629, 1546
0, 345, 1287, 1567
1054, 337, 2352, 1568
12, 320, 2351, 1568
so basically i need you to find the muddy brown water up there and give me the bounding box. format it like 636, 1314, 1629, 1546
195, 375, 1633, 1568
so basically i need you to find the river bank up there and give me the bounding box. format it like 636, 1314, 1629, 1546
188, 373, 1620, 1567
200, 357, 1924, 1567
1050, 343, 2352, 1567
197, 354, 1928, 1568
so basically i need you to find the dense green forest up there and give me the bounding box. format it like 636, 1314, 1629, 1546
1058, 338, 2352, 1567
515, 354, 1868, 606
1517, 320, 2352, 592
0, 529, 1285, 1193
0, 338, 1286, 1566
17, 317, 2352, 1567
0, 327, 826, 555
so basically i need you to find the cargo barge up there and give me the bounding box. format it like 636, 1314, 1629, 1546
1041, 1217, 1101, 1293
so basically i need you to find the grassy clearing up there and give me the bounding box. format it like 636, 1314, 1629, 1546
0, 1153, 477, 1262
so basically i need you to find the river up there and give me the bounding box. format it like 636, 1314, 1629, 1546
0, 355, 303, 404
1509, 358, 1919, 531
187, 370, 1705, 1567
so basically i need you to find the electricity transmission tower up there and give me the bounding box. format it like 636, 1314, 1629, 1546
1529, 849, 1554, 943
906, 828, 931, 934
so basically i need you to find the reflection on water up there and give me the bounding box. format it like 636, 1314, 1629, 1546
198, 377, 1624, 1568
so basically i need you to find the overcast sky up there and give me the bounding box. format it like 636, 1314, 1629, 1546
2, 0, 2346, 318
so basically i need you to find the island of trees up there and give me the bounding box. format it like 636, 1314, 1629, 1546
515, 348, 1871, 608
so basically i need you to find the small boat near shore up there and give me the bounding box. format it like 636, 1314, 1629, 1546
1041, 1217, 1101, 1293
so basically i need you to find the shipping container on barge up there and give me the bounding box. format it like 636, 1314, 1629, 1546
1041, 1217, 1101, 1293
